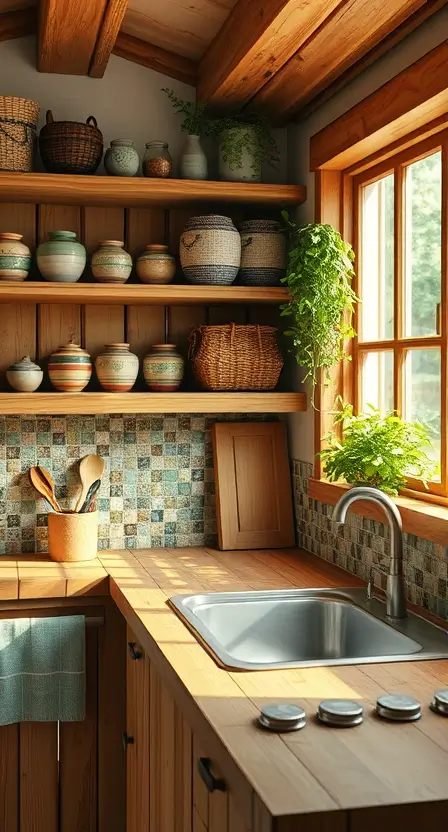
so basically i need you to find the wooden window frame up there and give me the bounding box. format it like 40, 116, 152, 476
309, 39, 448, 540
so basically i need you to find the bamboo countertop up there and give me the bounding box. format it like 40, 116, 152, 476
1, 546, 448, 821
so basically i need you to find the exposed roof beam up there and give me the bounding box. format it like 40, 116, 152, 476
252, 0, 436, 123
89, 0, 128, 78
197, 0, 344, 111
113, 31, 197, 87
0, 7, 36, 42
38, 0, 109, 75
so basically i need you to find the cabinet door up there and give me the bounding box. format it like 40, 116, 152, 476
126, 628, 150, 832
193, 736, 250, 832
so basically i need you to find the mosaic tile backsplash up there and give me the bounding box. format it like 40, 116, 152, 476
0, 413, 262, 555
293, 459, 448, 621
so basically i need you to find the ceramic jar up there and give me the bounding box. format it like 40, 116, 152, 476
95, 343, 139, 392
143, 142, 172, 178
0, 233, 32, 281
180, 214, 241, 285
91, 240, 132, 284
48, 342, 92, 392
104, 139, 139, 176
136, 244, 176, 284
219, 126, 261, 182
180, 135, 207, 180
239, 220, 286, 286
37, 230, 86, 283
6, 356, 43, 392
143, 344, 184, 391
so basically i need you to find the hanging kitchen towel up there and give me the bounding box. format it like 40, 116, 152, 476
0, 615, 85, 725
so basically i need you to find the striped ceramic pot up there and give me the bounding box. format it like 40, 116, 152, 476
179, 215, 241, 285
239, 220, 286, 286
143, 344, 184, 391
37, 230, 86, 283
48, 342, 92, 392
91, 240, 132, 284
95, 343, 139, 392
0, 233, 31, 281
136, 244, 176, 284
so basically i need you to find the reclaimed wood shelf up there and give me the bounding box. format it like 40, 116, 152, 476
0, 172, 306, 208
0, 281, 290, 306
0, 392, 306, 415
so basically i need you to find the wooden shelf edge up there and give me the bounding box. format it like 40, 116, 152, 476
0, 281, 290, 306
0, 392, 307, 415
0, 172, 306, 207
308, 478, 448, 547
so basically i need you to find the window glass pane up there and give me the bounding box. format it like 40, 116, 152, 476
404, 152, 441, 337
360, 351, 394, 413
360, 174, 394, 342
403, 348, 441, 472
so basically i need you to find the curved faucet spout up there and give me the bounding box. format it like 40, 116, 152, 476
333, 487, 406, 619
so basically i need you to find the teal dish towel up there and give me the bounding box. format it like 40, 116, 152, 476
0, 616, 85, 725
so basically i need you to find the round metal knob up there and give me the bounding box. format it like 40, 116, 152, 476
317, 699, 364, 727
259, 703, 306, 732
376, 694, 421, 722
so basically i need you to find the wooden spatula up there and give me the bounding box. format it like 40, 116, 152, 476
74, 454, 105, 512
29, 466, 62, 513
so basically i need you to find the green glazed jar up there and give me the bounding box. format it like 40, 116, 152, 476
37, 230, 86, 283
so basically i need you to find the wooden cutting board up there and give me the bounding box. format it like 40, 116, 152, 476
212, 421, 296, 550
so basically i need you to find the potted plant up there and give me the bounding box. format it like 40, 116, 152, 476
320, 401, 437, 495
209, 113, 279, 183
162, 88, 209, 180
281, 217, 357, 399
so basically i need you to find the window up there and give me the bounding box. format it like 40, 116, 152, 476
353, 136, 446, 497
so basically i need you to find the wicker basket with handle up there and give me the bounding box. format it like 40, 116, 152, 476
188, 323, 283, 391
39, 110, 103, 174
0, 96, 40, 172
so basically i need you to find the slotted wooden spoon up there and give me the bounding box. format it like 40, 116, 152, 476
74, 454, 105, 512
29, 466, 62, 513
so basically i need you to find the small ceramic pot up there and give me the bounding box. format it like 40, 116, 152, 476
48, 342, 92, 392
95, 343, 139, 392
136, 244, 176, 284
91, 240, 132, 284
0, 233, 32, 281
6, 355, 43, 392
48, 511, 98, 562
104, 139, 139, 176
180, 135, 207, 180
143, 344, 184, 391
37, 230, 86, 283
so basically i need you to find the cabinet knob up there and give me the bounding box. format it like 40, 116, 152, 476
122, 732, 135, 752
198, 757, 226, 793
128, 642, 143, 660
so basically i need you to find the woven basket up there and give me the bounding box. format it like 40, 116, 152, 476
189, 324, 283, 391
239, 219, 286, 286
180, 214, 241, 285
39, 110, 103, 174
0, 96, 39, 172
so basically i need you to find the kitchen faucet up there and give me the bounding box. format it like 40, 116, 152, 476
332, 486, 407, 619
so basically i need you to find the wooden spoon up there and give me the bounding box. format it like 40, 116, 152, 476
29, 466, 62, 513
74, 454, 105, 512
36, 465, 63, 512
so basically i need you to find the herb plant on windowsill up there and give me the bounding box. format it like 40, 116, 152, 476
320, 402, 438, 496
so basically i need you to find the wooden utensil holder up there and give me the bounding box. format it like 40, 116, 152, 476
48, 511, 98, 562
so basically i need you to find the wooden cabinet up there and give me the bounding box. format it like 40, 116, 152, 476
125, 630, 250, 832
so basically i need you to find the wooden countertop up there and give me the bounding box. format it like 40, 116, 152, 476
1, 547, 448, 822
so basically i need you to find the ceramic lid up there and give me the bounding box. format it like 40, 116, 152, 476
55, 342, 90, 356
0, 232, 24, 241
7, 355, 42, 372
48, 230, 77, 240
98, 240, 125, 247
110, 139, 134, 146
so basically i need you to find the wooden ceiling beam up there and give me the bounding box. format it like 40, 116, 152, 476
197, 0, 344, 111
252, 0, 433, 123
0, 7, 36, 42
89, 0, 128, 78
37, 0, 120, 75
112, 31, 197, 87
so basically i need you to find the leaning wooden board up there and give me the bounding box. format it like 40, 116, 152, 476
212, 421, 295, 549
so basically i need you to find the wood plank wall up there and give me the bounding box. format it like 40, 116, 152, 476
0, 203, 282, 392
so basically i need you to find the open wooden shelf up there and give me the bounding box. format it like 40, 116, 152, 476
0, 392, 306, 415
0, 172, 306, 208
0, 281, 290, 306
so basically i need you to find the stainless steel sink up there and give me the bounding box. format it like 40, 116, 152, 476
169, 587, 448, 670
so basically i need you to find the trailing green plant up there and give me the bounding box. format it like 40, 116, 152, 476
209, 113, 278, 174
280, 216, 357, 394
320, 400, 438, 495
162, 88, 210, 135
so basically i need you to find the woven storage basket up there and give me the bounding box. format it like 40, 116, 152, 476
188, 323, 283, 391
239, 219, 286, 286
39, 110, 103, 174
0, 96, 39, 172
180, 214, 241, 285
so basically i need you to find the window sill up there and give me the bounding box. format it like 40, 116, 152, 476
308, 479, 448, 547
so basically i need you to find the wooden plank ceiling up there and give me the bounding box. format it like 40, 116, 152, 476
0, 0, 446, 121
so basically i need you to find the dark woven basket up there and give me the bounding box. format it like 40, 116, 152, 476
39, 110, 103, 174
188, 323, 283, 391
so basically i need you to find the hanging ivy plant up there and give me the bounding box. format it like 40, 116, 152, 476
281, 215, 357, 394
